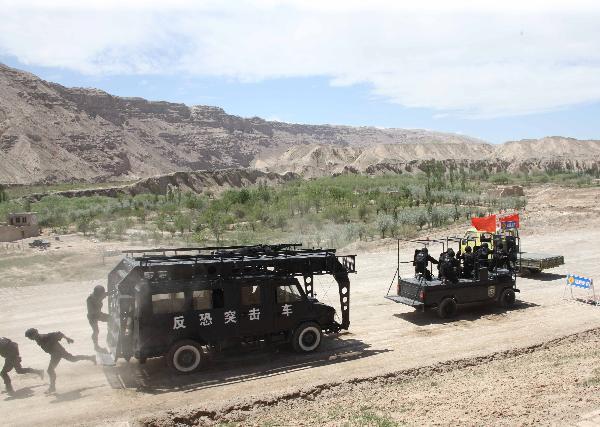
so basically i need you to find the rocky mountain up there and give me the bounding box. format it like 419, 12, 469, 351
255, 137, 600, 177
253, 143, 496, 177
1, 62, 599, 185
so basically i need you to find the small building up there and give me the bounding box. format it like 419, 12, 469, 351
0, 212, 41, 242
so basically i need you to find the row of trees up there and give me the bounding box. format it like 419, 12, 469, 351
0, 166, 531, 247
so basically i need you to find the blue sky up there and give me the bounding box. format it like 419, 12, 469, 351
2, 1, 600, 144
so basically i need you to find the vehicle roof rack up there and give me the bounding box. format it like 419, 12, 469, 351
119, 244, 356, 275
123, 243, 304, 257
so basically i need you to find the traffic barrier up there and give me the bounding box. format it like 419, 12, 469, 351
563, 273, 597, 305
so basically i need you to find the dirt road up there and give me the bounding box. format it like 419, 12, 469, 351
150, 328, 600, 426
2, 185, 600, 426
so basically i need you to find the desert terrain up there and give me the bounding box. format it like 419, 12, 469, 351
1, 185, 600, 426
2, 63, 600, 185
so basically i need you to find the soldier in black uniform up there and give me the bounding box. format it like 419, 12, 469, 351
493, 242, 509, 270
457, 246, 475, 278
505, 235, 518, 270
0, 337, 43, 396
413, 247, 438, 281
436, 250, 447, 279
25, 328, 95, 394
477, 242, 492, 271
440, 248, 460, 284
87, 285, 109, 352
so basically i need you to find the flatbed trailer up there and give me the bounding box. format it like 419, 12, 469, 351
518, 252, 564, 274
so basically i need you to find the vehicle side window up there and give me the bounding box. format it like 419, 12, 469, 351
192, 290, 212, 310
277, 284, 303, 303
152, 292, 185, 314
212, 289, 224, 309
241, 285, 261, 305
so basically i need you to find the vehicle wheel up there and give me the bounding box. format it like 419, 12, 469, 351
500, 288, 516, 308
438, 298, 457, 319
292, 322, 322, 353
166, 340, 203, 373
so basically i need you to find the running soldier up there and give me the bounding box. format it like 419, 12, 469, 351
87, 285, 109, 352
25, 328, 95, 394
0, 337, 43, 396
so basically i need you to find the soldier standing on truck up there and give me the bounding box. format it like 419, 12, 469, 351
457, 246, 475, 278
494, 243, 509, 270
436, 250, 447, 279
505, 235, 518, 270
0, 337, 44, 396
476, 242, 492, 271
25, 328, 95, 394
87, 285, 109, 353
440, 248, 460, 284
414, 247, 438, 281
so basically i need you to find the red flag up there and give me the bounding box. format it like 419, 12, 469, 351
471, 215, 497, 232
500, 213, 520, 228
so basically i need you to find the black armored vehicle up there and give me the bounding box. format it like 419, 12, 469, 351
385, 236, 520, 318
106, 244, 356, 373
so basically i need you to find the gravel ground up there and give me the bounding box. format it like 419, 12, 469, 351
144, 328, 600, 426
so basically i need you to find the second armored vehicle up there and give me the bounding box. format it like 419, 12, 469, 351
386, 237, 520, 318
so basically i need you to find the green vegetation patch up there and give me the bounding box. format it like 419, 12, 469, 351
9, 163, 594, 249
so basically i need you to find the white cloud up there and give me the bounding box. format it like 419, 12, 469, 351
1, 0, 600, 118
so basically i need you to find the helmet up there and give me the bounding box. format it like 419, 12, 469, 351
25, 328, 38, 339
93, 285, 107, 297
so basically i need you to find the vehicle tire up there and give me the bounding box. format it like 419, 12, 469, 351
500, 288, 516, 308
292, 322, 322, 353
166, 340, 203, 373
437, 298, 457, 319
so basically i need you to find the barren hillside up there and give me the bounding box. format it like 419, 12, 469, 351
0, 63, 487, 185
496, 136, 600, 160
1, 62, 599, 185
253, 143, 496, 177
